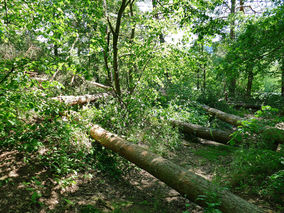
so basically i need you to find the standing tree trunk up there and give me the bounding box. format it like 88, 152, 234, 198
281, 55, 284, 98
4, 0, 9, 25
127, 1, 136, 92
203, 64, 206, 91
110, 0, 130, 98
228, 0, 236, 98
103, 0, 112, 86
90, 125, 264, 213
54, 44, 58, 56
246, 67, 254, 97
197, 69, 200, 90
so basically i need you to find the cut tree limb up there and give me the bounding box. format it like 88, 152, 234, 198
90, 125, 264, 213
170, 120, 233, 144
87, 81, 113, 91
51, 93, 109, 106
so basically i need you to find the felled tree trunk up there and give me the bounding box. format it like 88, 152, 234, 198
90, 125, 264, 213
170, 120, 233, 144
200, 104, 243, 126
200, 104, 284, 145
51, 93, 108, 106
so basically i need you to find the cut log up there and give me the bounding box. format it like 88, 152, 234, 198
90, 125, 264, 213
200, 104, 284, 145
170, 120, 233, 144
200, 104, 244, 126
51, 93, 109, 106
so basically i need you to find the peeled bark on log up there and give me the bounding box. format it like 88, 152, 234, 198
51, 93, 108, 106
170, 120, 232, 144
200, 104, 284, 145
90, 125, 264, 213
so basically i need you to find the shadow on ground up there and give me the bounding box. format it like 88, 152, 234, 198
0, 147, 204, 213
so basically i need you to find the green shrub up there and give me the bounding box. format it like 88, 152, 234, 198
228, 149, 283, 203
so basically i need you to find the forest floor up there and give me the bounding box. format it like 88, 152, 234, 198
0, 137, 278, 213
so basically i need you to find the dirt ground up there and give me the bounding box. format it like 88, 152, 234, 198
0, 138, 278, 213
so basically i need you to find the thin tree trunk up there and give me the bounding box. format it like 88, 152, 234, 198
111, 0, 129, 98
246, 68, 254, 97
103, 0, 112, 86
203, 65, 206, 91
4, 0, 9, 25
197, 69, 200, 90
281, 56, 284, 98
128, 1, 136, 92
90, 125, 264, 213
228, 0, 236, 98
240, 0, 244, 12
54, 44, 58, 56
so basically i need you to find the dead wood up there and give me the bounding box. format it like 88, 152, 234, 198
51, 93, 109, 106
200, 104, 284, 145
170, 120, 233, 144
90, 125, 264, 213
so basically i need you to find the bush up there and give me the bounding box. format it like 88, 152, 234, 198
228, 149, 284, 203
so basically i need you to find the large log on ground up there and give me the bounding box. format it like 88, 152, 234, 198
51, 93, 108, 106
200, 104, 284, 145
170, 120, 233, 144
90, 125, 264, 213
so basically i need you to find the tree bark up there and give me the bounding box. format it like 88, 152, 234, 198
51, 93, 108, 106
90, 125, 264, 213
197, 69, 200, 90
103, 0, 112, 86
128, 1, 136, 92
228, 0, 236, 98
170, 120, 233, 143
203, 65, 206, 91
200, 104, 243, 126
281, 55, 284, 98
200, 104, 284, 145
111, 0, 129, 98
246, 68, 254, 97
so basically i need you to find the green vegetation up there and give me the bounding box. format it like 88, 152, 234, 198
0, 0, 283, 212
